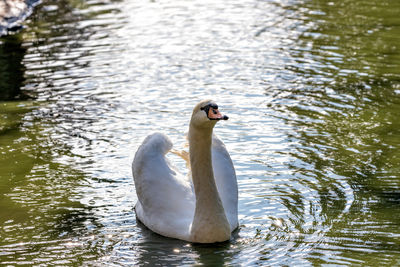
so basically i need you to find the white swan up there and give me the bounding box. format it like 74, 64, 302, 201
132, 99, 238, 243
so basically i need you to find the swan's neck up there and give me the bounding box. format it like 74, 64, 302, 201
188, 124, 230, 243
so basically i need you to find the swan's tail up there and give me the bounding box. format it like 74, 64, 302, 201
170, 149, 190, 168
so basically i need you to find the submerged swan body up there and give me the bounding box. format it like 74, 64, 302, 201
132, 100, 238, 243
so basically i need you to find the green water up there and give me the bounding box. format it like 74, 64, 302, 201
1, 0, 400, 265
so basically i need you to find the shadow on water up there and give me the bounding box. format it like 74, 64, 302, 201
0, 35, 30, 100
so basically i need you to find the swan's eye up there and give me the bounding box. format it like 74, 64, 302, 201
201, 103, 218, 111
200, 103, 228, 120
210, 104, 218, 110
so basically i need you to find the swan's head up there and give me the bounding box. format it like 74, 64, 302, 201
190, 99, 228, 129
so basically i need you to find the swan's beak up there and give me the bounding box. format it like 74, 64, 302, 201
208, 108, 229, 121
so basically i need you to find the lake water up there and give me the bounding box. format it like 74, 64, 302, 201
1, 0, 400, 265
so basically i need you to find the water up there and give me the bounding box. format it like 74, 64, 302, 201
1, 0, 400, 265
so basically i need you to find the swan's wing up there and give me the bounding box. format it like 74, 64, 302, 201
132, 133, 194, 240
212, 134, 238, 231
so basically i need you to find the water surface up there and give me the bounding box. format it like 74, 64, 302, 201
1, 0, 400, 265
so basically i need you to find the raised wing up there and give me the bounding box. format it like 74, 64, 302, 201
132, 133, 194, 239
212, 135, 238, 231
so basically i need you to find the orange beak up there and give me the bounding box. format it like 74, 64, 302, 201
208, 108, 229, 120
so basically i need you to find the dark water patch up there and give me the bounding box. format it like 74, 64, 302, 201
0, 35, 30, 100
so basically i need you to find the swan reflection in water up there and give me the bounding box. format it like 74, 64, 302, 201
128, 219, 239, 266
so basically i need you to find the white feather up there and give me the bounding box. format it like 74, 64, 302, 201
212, 134, 238, 231
132, 133, 194, 240
132, 100, 238, 243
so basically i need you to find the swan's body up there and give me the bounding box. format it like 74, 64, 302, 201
132, 100, 238, 243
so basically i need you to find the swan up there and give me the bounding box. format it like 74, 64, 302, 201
132, 99, 238, 243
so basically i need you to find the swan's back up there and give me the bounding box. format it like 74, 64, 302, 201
212, 135, 238, 231
132, 133, 194, 240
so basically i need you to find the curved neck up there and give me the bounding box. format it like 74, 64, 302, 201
189, 127, 215, 201
188, 123, 230, 243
